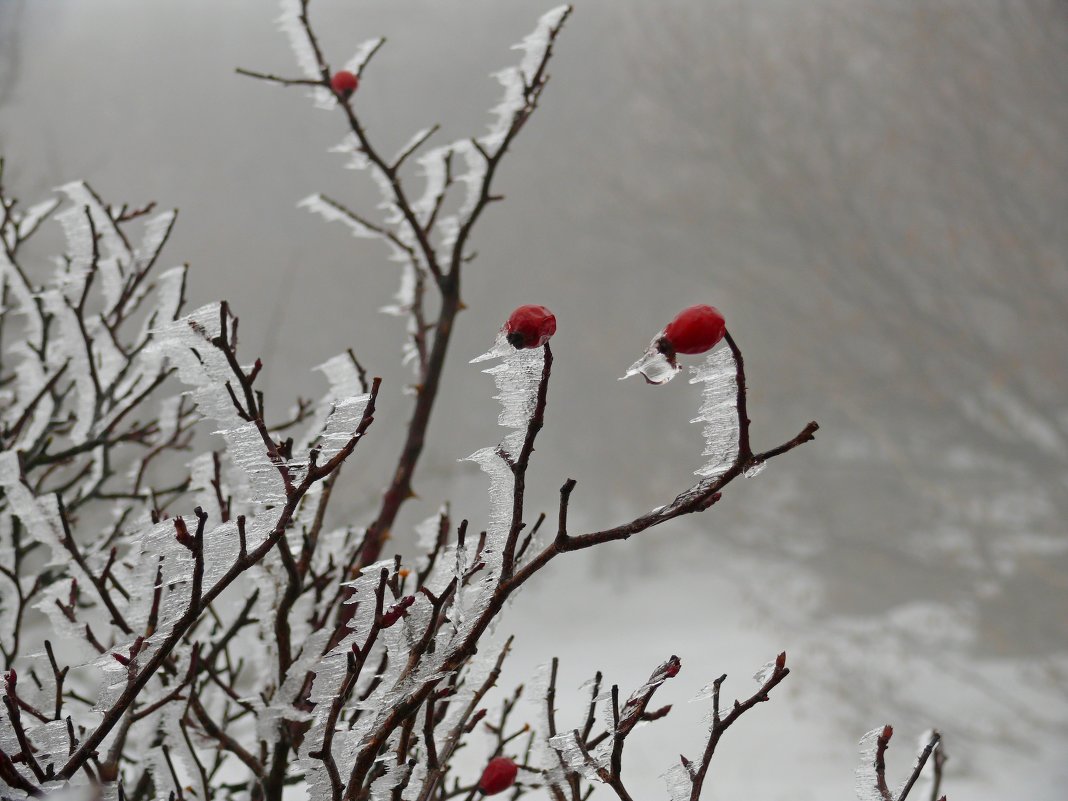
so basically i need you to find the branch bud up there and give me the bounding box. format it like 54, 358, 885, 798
381, 595, 415, 628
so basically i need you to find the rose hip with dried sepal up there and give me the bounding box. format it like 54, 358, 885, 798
478, 756, 518, 796
623, 304, 728, 385
658, 304, 726, 356
504, 304, 556, 350
330, 70, 359, 98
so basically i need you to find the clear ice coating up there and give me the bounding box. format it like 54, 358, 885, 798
662, 761, 695, 801
548, 731, 608, 781
621, 333, 679, 385
629, 350, 679, 384
752, 659, 777, 684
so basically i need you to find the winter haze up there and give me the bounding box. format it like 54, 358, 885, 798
1, 1, 1066, 799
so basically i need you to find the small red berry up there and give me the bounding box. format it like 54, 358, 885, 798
478, 757, 518, 796
659, 304, 726, 356
330, 70, 359, 98
504, 305, 556, 349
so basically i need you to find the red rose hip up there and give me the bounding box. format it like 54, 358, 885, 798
478, 757, 518, 795
330, 70, 359, 98
504, 304, 556, 349
659, 304, 726, 356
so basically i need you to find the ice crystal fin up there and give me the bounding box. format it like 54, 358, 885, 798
15, 197, 60, 239
315, 351, 368, 398
379, 262, 417, 316
689, 347, 739, 479
484, 7, 570, 148
854, 726, 889, 801
299, 194, 378, 239
0, 248, 44, 344
392, 127, 437, 167
342, 37, 386, 77
662, 761, 694, 801
412, 145, 451, 220
471, 331, 514, 364
277, 0, 322, 79
548, 731, 607, 782
58, 182, 128, 309
276, 0, 335, 108
136, 210, 178, 263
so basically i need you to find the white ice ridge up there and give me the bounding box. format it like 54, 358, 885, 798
484, 5, 570, 149
276, 0, 334, 109
853, 727, 888, 801
341, 38, 385, 79
458, 341, 543, 631
689, 346, 739, 479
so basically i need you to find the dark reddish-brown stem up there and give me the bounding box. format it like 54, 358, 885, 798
875, 726, 895, 801
897, 731, 942, 801
686, 654, 790, 801
55, 375, 380, 783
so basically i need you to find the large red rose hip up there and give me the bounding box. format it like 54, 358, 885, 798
478, 757, 518, 795
659, 304, 726, 355
504, 305, 556, 349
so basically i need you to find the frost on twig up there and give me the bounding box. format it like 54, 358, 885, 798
0, 175, 381, 796
0, 1, 839, 797
462, 340, 547, 616
854, 726, 944, 801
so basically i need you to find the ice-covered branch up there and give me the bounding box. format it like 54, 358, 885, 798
855, 727, 945, 801
669, 653, 790, 801
241, 2, 575, 579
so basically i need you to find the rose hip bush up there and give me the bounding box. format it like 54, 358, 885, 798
0, 3, 945, 800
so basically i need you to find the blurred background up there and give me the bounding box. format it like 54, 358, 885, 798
1, 1, 1066, 798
